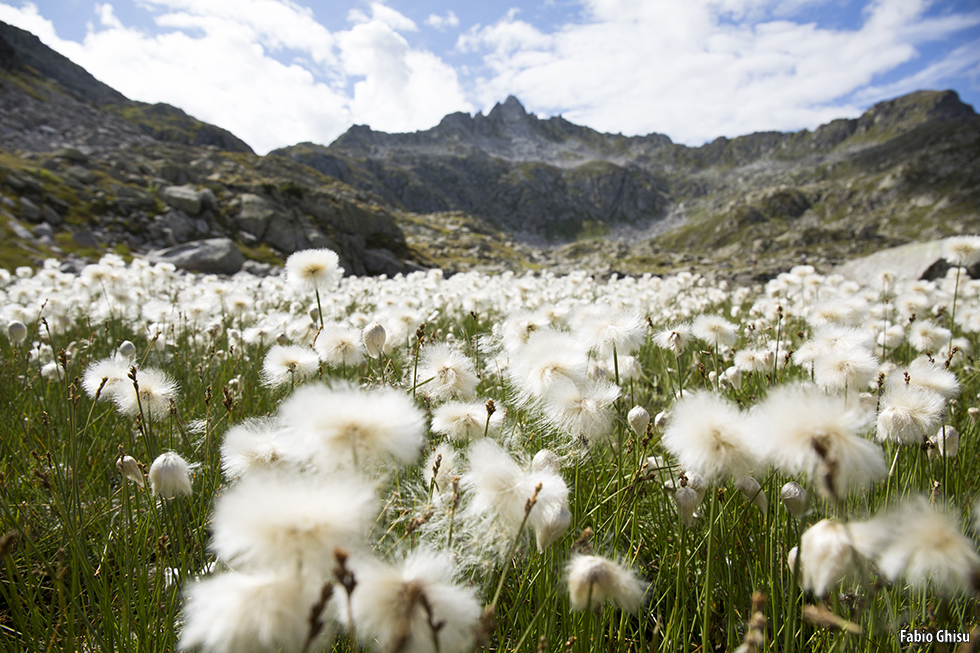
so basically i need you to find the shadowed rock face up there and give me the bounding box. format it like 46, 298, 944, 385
0, 20, 253, 154
273, 91, 978, 252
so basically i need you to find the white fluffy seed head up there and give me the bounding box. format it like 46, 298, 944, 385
661, 391, 756, 484
210, 472, 377, 574
279, 382, 426, 470
876, 385, 945, 445
566, 554, 646, 612
798, 519, 857, 598
284, 248, 343, 293
349, 548, 482, 653
179, 571, 332, 653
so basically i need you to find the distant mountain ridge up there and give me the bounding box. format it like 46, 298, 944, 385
1, 16, 978, 281
0, 21, 253, 153
272, 91, 977, 245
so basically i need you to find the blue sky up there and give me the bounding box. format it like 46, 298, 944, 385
1, 0, 978, 154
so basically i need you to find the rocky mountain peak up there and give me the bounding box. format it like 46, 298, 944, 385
856, 90, 974, 134
487, 95, 530, 123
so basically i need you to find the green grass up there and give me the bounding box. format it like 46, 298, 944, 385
1, 261, 979, 653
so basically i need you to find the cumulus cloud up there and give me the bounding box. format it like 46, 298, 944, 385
0, 0, 471, 154
425, 10, 459, 30
0, 0, 977, 152
459, 0, 980, 143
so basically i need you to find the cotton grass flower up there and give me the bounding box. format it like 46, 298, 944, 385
627, 405, 650, 437
179, 570, 332, 653
6, 320, 27, 343
113, 367, 179, 419
314, 325, 364, 367
812, 346, 879, 393
692, 314, 737, 349
82, 354, 131, 400
566, 554, 646, 612
797, 519, 858, 598
876, 385, 945, 445
780, 482, 809, 519
284, 248, 343, 293
148, 451, 194, 498
210, 472, 377, 574
349, 548, 481, 653
462, 439, 569, 555
431, 400, 503, 442
928, 425, 959, 459
220, 417, 303, 479
260, 345, 320, 388
653, 324, 692, 355
735, 475, 767, 514
541, 380, 620, 445
417, 342, 479, 401
507, 331, 589, 406
362, 321, 386, 358
897, 357, 960, 399
852, 499, 980, 596
661, 391, 756, 484
908, 320, 951, 354
942, 235, 980, 268
749, 384, 885, 501
672, 486, 700, 527
280, 382, 425, 469
577, 308, 646, 358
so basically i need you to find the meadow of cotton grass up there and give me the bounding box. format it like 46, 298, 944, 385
3, 249, 980, 652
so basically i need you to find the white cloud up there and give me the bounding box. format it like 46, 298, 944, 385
368, 2, 417, 32
0, 0, 472, 153
460, 0, 980, 144
425, 10, 459, 30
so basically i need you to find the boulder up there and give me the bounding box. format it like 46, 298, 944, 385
363, 247, 426, 276
160, 185, 205, 215
156, 209, 196, 245
235, 193, 276, 238
147, 238, 244, 275
834, 238, 973, 283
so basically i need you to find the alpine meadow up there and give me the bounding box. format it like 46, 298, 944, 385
4, 237, 980, 651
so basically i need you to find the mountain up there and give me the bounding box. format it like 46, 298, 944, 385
273, 91, 980, 277
0, 20, 425, 276
1, 18, 978, 280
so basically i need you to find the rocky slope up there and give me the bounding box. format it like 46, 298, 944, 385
275, 91, 980, 279
1, 18, 977, 281
0, 20, 430, 276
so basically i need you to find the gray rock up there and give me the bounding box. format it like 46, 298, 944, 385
363, 247, 425, 276
236, 193, 276, 238
241, 260, 272, 276
157, 209, 195, 244
19, 196, 40, 222
7, 218, 33, 240
32, 222, 54, 239
147, 238, 244, 274
160, 185, 204, 215
111, 185, 156, 213
40, 204, 62, 226
834, 239, 949, 283
53, 146, 88, 163
73, 230, 99, 248
64, 165, 95, 185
